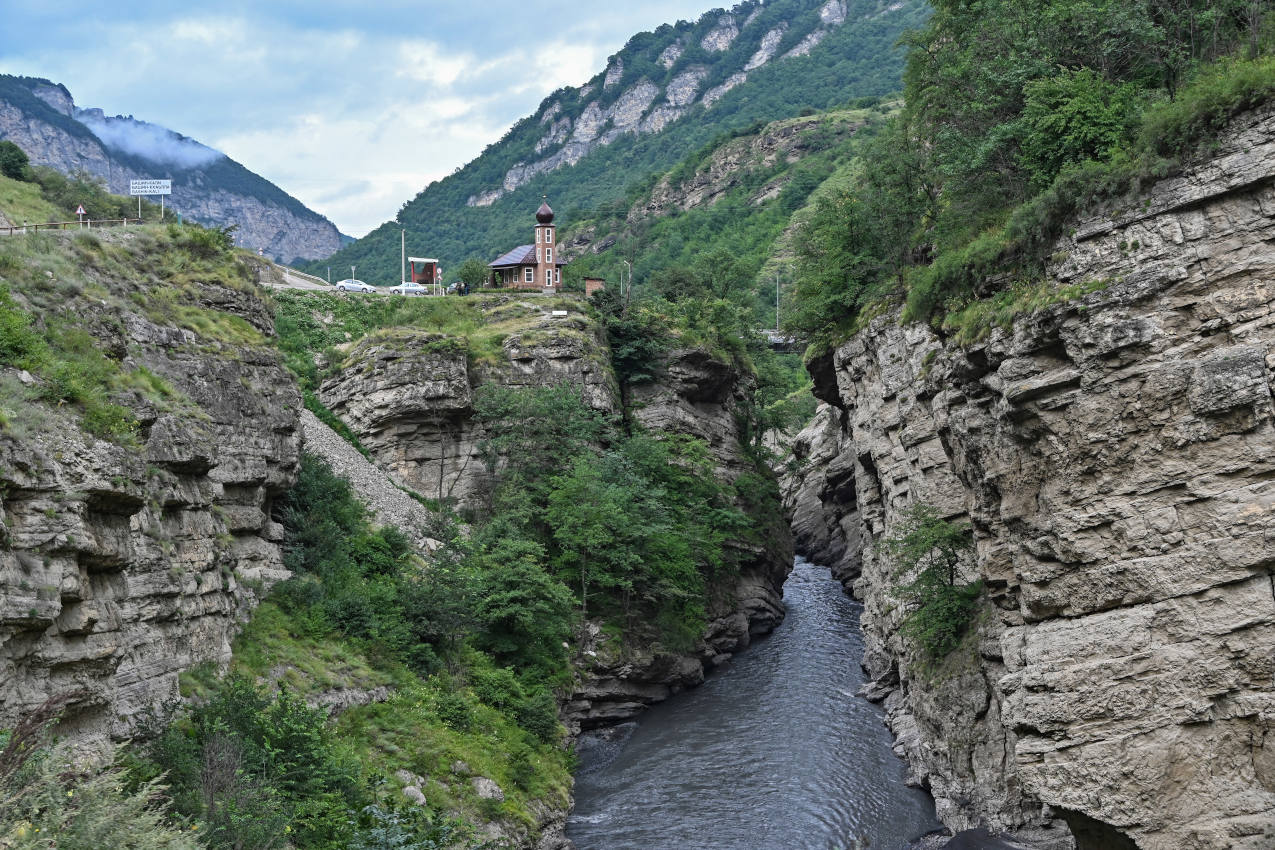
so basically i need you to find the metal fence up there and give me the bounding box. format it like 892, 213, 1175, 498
1, 218, 142, 235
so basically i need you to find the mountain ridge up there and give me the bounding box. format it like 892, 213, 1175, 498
305, 0, 927, 283
0, 74, 343, 263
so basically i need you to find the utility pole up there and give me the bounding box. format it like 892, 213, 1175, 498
776, 273, 780, 331
351, 265, 356, 284
623, 259, 632, 306
401, 229, 406, 286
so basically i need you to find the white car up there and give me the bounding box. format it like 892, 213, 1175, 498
335, 279, 375, 293
389, 281, 428, 296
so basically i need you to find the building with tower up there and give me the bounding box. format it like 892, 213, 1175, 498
487, 199, 566, 291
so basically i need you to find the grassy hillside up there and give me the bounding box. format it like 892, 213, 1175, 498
304, 0, 929, 283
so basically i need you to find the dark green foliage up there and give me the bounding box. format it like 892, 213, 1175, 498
1019, 70, 1142, 189
590, 286, 669, 386
0, 140, 30, 181
883, 505, 981, 659
473, 384, 748, 649
0, 286, 44, 367
455, 258, 488, 287
788, 0, 1275, 344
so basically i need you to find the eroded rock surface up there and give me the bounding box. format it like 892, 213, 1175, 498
784, 106, 1275, 849
319, 300, 618, 507
0, 253, 300, 753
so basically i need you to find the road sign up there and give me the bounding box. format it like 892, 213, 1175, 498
129, 179, 171, 196
75, 205, 86, 215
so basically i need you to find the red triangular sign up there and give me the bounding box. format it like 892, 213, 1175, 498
75, 205, 86, 215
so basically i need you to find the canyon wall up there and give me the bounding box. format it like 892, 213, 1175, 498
0, 235, 301, 754
784, 106, 1275, 849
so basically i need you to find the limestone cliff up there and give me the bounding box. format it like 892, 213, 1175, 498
0, 230, 301, 754
783, 106, 1275, 848
565, 347, 792, 730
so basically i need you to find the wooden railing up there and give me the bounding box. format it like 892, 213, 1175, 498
1, 218, 142, 235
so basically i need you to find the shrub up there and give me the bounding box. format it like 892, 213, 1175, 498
0, 140, 30, 181
883, 504, 981, 659
133, 676, 364, 849
0, 695, 196, 850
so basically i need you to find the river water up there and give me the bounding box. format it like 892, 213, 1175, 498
567, 557, 941, 850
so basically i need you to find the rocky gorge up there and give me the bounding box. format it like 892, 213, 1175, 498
782, 105, 1275, 849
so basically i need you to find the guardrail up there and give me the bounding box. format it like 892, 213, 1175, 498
274, 263, 332, 287
1, 218, 142, 235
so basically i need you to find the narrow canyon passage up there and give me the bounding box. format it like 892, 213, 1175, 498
567, 557, 940, 850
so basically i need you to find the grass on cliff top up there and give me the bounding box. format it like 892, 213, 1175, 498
0, 223, 272, 443
272, 289, 592, 390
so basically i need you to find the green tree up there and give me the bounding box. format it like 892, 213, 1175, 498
882, 504, 981, 659
0, 140, 29, 181
456, 257, 489, 289
1019, 69, 1143, 188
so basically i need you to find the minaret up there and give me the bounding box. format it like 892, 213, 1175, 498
534, 197, 556, 291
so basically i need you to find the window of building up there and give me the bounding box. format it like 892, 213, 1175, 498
524, 267, 533, 283
556, 268, 561, 283
546, 269, 553, 287
546, 229, 552, 244
537, 247, 541, 262
546, 247, 552, 263
536, 230, 540, 242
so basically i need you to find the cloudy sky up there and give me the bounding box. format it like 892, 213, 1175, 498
0, 1, 719, 236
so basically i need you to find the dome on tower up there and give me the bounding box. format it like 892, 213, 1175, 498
536, 201, 555, 224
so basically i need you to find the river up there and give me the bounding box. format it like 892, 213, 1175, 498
566, 556, 942, 850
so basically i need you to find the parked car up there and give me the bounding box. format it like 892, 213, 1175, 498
334, 279, 375, 293
389, 281, 428, 296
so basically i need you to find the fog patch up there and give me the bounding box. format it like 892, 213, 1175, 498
77, 110, 225, 170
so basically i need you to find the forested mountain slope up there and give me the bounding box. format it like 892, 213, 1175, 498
306, 0, 927, 282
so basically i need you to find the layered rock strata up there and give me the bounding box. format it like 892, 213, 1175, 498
319, 300, 620, 507
0, 248, 301, 753
785, 106, 1275, 849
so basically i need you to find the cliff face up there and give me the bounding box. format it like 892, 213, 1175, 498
0, 232, 301, 754
784, 106, 1275, 849
319, 299, 621, 507
0, 76, 342, 263
316, 298, 791, 728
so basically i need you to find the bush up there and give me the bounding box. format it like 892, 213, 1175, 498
0, 695, 196, 850
883, 504, 981, 659
133, 677, 364, 849
0, 140, 30, 181
0, 288, 45, 368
